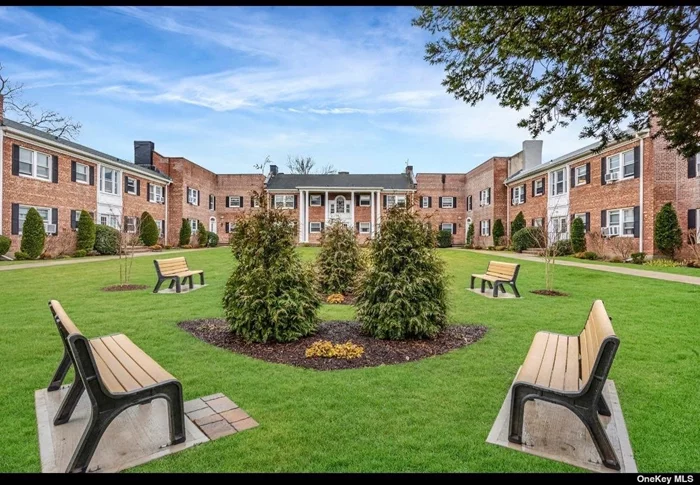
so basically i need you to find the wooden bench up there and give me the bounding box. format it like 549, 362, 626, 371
47, 300, 186, 473
153, 256, 204, 293
470, 261, 521, 297
508, 300, 621, 470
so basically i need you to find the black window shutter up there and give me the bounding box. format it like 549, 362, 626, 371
633, 206, 640, 237
196, 190, 200, 206
522, 185, 526, 203
71, 161, 77, 182
225, 222, 230, 233
226, 196, 230, 208
356, 195, 360, 206
52, 156, 58, 183
510, 187, 515, 205
453, 196, 457, 208
633, 146, 641, 179
294, 195, 298, 209
531, 218, 535, 226
356, 222, 360, 232
147, 182, 152, 199
124, 175, 129, 193
162, 185, 166, 204
451, 223, 457, 235
320, 194, 324, 206
601, 157, 607, 185
52, 208, 58, 233
585, 212, 591, 232
570, 214, 575, 222
71, 210, 77, 230
585, 163, 591, 184
570, 166, 576, 187
531, 180, 535, 197
137, 180, 141, 196
688, 156, 697, 178
320, 222, 325, 231
540, 177, 545, 194
601, 210, 607, 227
250, 196, 255, 207
89, 166, 95, 186
11, 203, 20, 235
428, 196, 432, 208
213, 195, 216, 210
186, 187, 190, 203
383, 195, 387, 207
438, 196, 443, 208
11, 144, 19, 176
688, 209, 697, 230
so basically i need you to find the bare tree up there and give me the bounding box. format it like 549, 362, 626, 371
319, 163, 337, 175
253, 155, 272, 174
686, 231, 700, 266
287, 155, 337, 174
0, 63, 82, 140
609, 236, 636, 261
520, 200, 568, 291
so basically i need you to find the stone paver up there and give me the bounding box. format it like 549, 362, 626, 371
184, 393, 258, 441
201, 393, 225, 402
232, 417, 259, 432
221, 408, 249, 424
193, 413, 224, 427
464, 249, 700, 286
199, 420, 237, 440
184, 399, 208, 414
207, 396, 238, 413
187, 406, 217, 421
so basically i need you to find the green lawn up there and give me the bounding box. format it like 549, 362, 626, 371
0, 247, 698, 472
555, 255, 700, 277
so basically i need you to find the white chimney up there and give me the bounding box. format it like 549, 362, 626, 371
522, 140, 543, 170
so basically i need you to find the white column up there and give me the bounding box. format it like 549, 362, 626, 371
350, 190, 354, 230
325, 190, 329, 224
305, 190, 310, 242
298, 190, 304, 242
370, 190, 375, 238
376, 191, 381, 232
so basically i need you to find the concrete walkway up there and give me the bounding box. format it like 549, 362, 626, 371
0, 247, 219, 272
464, 249, 700, 286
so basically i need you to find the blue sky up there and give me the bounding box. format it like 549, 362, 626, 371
0, 6, 596, 174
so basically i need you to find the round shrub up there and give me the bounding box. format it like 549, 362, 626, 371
73, 249, 87, 258
223, 208, 320, 343
76, 210, 96, 251
207, 231, 219, 247
179, 218, 191, 246
317, 221, 362, 295
139, 211, 159, 247
20, 207, 46, 259
551, 239, 573, 256
512, 227, 544, 252
197, 221, 208, 247
94, 224, 120, 255
356, 205, 448, 340
14, 251, 30, 260
465, 223, 474, 247
0, 235, 10, 256
631, 252, 646, 264
570, 217, 586, 253
437, 229, 453, 248
511, 211, 526, 235
654, 202, 682, 259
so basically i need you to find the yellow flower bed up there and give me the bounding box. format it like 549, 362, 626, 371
326, 293, 345, 304
305, 340, 364, 359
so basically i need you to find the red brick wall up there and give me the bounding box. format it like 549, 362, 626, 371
2, 135, 97, 256
415, 173, 467, 246
465, 157, 508, 247
506, 173, 548, 235
217, 174, 265, 243
122, 175, 167, 243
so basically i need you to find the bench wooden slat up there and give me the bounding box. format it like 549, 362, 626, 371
549, 335, 568, 390
517, 332, 549, 383
535, 333, 558, 387
565, 336, 580, 391
90, 339, 142, 393
111, 334, 175, 383
90, 347, 126, 393
100, 336, 158, 388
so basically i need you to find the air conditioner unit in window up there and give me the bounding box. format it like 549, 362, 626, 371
605, 171, 620, 183
513, 199, 521, 206
44, 223, 56, 234
156, 195, 164, 203
602, 226, 620, 237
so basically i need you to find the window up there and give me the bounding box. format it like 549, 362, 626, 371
274, 194, 295, 209
148, 184, 163, 203
228, 196, 241, 208
187, 188, 199, 205
310, 195, 322, 206
513, 185, 525, 204
480, 220, 490, 236
359, 222, 370, 234
553, 216, 568, 234
334, 196, 349, 214
124, 216, 139, 233
606, 208, 635, 237
573, 213, 588, 232
99, 214, 119, 229
73, 210, 81, 226
467, 195, 472, 211
606, 149, 635, 180
209, 194, 215, 210
697, 156, 700, 178
551, 169, 566, 195
441, 197, 454, 209
100, 167, 119, 195
575, 165, 588, 186
386, 195, 406, 208
190, 219, 198, 232
534, 179, 544, 196
441, 223, 454, 233
421, 196, 429, 209
18, 205, 54, 234
479, 188, 491, 206
75, 163, 88, 184
155, 220, 164, 237
359, 195, 371, 207
532, 217, 544, 227
18, 147, 52, 181
309, 222, 322, 233
125, 177, 137, 194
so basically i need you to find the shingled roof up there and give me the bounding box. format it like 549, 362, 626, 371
266, 173, 415, 190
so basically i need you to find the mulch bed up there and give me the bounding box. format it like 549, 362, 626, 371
530, 289, 570, 297
101, 284, 150, 292
179, 319, 487, 370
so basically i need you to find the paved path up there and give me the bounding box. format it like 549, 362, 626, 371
0, 247, 218, 272
464, 249, 700, 286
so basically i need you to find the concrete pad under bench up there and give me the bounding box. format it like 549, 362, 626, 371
466, 287, 520, 299
486, 374, 636, 473
156, 284, 207, 295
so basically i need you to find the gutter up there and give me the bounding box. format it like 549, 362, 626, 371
638, 134, 644, 252
4, 126, 171, 184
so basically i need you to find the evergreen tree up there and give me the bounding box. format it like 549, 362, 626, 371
493, 219, 504, 246
140, 211, 159, 246
179, 219, 191, 246
317, 221, 362, 295
654, 202, 682, 259
197, 221, 208, 247
466, 222, 474, 247
20, 207, 46, 259
511, 211, 526, 235
570, 217, 586, 252
76, 210, 96, 251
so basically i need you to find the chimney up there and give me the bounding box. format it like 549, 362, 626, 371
338, 171, 349, 175
406, 165, 414, 178
522, 140, 543, 170
269, 164, 278, 176
134, 141, 154, 167
0, 94, 4, 123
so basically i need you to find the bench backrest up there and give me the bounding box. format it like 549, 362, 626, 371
49, 299, 83, 340
485, 261, 519, 281
578, 300, 619, 390
155, 257, 189, 276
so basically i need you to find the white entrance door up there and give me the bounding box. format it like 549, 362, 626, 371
329, 195, 352, 227
209, 217, 217, 234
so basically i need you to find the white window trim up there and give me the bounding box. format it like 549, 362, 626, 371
18, 205, 54, 235
386, 195, 406, 209
274, 194, 295, 209
125, 177, 137, 195
155, 220, 165, 237
188, 188, 199, 205
100, 166, 120, 195
513, 186, 525, 204
229, 196, 242, 208
606, 208, 635, 237
309, 222, 322, 233
148, 184, 163, 203
480, 220, 490, 236
190, 218, 199, 232
18, 147, 53, 182
606, 149, 635, 180
573, 213, 588, 232
575, 165, 588, 186
310, 195, 322, 206
99, 213, 120, 230
359, 222, 370, 234
125, 216, 138, 234
696, 156, 700, 178
533, 218, 544, 228
534, 179, 544, 196
479, 188, 491, 207
467, 195, 473, 211
551, 168, 567, 196
75, 162, 89, 185
359, 195, 371, 207
209, 194, 215, 210
440, 223, 454, 232
441, 197, 454, 209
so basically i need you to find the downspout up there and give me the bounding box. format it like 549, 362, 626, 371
505, 181, 510, 239
638, 135, 644, 253
165, 181, 170, 246
0, 125, 4, 236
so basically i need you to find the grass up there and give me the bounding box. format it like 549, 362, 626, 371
0, 247, 698, 472
555, 255, 700, 277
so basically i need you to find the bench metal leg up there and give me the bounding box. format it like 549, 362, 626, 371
153, 277, 165, 294
162, 383, 186, 446
597, 394, 611, 417
510, 282, 521, 298
507, 384, 531, 444
493, 281, 500, 297
54, 378, 85, 425
199, 272, 205, 286
168, 279, 175, 289
48, 351, 72, 391
581, 410, 620, 470
175, 277, 182, 293
480, 279, 486, 293
187, 275, 194, 290
470, 276, 476, 289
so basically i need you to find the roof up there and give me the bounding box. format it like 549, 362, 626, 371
266, 173, 415, 190
505, 129, 641, 184
2, 118, 171, 182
